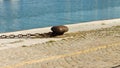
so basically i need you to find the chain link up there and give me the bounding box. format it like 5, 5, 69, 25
0, 32, 53, 39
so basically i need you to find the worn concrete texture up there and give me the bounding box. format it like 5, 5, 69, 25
0, 26, 120, 68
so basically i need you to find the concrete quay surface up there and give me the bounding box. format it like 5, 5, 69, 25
0, 26, 120, 68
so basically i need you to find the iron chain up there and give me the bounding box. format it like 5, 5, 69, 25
0, 32, 53, 39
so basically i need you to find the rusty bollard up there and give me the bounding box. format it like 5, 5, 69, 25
51, 25, 69, 36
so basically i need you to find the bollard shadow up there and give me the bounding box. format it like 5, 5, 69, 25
33, 32, 64, 38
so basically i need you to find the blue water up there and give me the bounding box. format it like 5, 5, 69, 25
0, 0, 120, 33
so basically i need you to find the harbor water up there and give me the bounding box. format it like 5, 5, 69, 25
0, 0, 120, 33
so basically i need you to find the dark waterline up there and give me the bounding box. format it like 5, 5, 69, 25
0, 0, 120, 33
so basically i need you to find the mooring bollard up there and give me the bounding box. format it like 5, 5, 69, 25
51, 25, 69, 36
